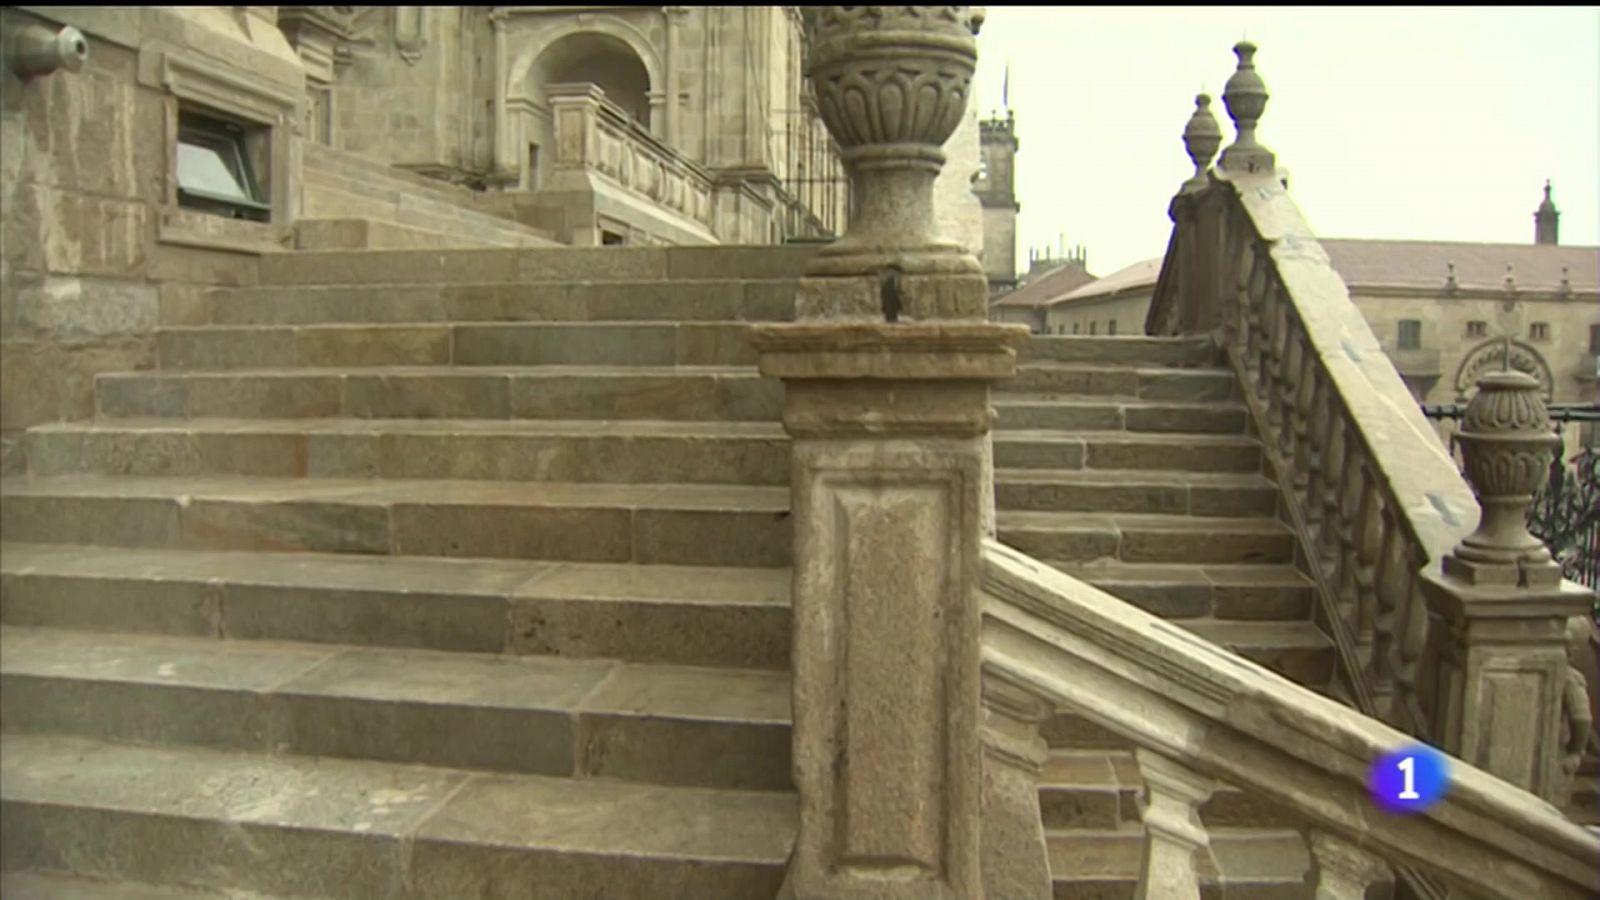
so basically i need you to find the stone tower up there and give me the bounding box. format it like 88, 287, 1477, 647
976, 110, 1020, 298
1535, 179, 1560, 245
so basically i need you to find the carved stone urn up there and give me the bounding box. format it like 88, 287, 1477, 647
1452, 369, 1562, 569
803, 6, 983, 277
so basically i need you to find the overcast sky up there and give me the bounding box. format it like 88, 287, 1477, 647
972, 6, 1600, 278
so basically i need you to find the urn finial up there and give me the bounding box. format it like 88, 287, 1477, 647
1181, 94, 1221, 193
1220, 40, 1275, 175
1447, 370, 1562, 584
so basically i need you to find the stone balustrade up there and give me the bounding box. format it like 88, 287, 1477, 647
979, 539, 1600, 900
546, 81, 716, 234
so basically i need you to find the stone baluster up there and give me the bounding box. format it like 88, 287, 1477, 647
1308, 829, 1392, 900
1370, 508, 1407, 714
754, 8, 1035, 898
1420, 370, 1593, 800
1132, 748, 1217, 900
1335, 424, 1365, 623
1319, 414, 1347, 567
1238, 248, 1267, 383
1302, 373, 1332, 534
1396, 571, 1431, 734
1263, 294, 1289, 440
1279, 321, 1306, 468
1231, 246, 1256, 365
1351, 465, 1383, 651
1289, 342, 1317, 495
980, 673, 1054, 900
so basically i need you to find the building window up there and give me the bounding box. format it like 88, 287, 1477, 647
1072, 323, 1079, 335
1397, 320, 1421, 350
1590, 324, 1600, 354
526, 143, 541, 190
1530, 322, 1550, 341
176, 109, 270, 222
1107, 320, 1118, 336
1466, 320, 1487, 338
1088, 321, 1097, 335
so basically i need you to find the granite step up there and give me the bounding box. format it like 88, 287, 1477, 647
0, 733, 793, 899
992, 431, 1263, 474
154, 321, 760, 370
1037, 749, 1303, 832
1005, 364, 1238, 402
0, 626, 791, 788
202, 280, 796, 326
993, 395, 1249, 435
0, 476, 791, 567
1019, 334, 1224, 368
300, 171, 555, 248
256, 245, 817, 286
0, 872, 307, 900
1043, 560, 1316, 622
994, 468, 1278, 518
997, 511, 1295, 567
1047, 827, 1310, 900
0, 543, 791, 668
26, 418, 789, 485
95, 366, 783, 422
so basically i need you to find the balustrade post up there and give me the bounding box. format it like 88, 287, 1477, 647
980, 673, 1054, 900
1132, 748, 1218, 900
754, 8, 1032, 898
1308, 829, 1392, 900
1419, 370, 1593, 800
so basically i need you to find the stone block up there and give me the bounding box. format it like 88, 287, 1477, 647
0, 571, 220, 637
179, 498, 391, 555
1210, 580, 1314, 621
14, 276, 158, 341
392, 504, 632, 562
1189, 482, 1278, 517
298, 325, 452, 367
0, 494, 180, 548
159, 327, 296, 370
3, 339, 155, 430
185, 374, 345, 418
345, 372, 510, 419
508, 372, 731, 421
157, 282, 214, 326
993, 437, 1087, 470
453, 323, 677, 366
224, 583, 510, 654
1137, 370, 1237, 403
1010, 365, 1141, 397
996, 519, 1120, 563
995, 401, 1123, 432
1084, 437, 1260, 473
1123, 404, 1248, 435
633, 508, 792, 567
1118, 523, 1293, 565
676, 322, 757, 365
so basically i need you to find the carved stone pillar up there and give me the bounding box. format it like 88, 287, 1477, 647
980, 672, 1053, 900
1308, 829, 1391, 900
1132, 748, 1217, 900
1420, 370, 1593, 801
491, 10, 510, 175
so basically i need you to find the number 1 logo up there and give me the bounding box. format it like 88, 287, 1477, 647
1370, 745, 1449, 813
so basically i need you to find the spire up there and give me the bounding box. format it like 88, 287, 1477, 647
1534, 179, 1559, 246
1002, 61, 1010, 111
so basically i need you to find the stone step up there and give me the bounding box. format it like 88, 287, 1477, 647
155, 321, 759, 371
256, 245, 817, 286
95, 366, 783, 422
994, 468, 1277, 518
1006, 364, 1237, 402
996, 512, 1295, 567
1020, 334, 1223, 368
1038, 750, 1303, 832
0, 627, 790, 788
993, 395, 1248, 435
202, 280, 796, 326
993, 431, 1263, 475
300, 171, 555, 247
1043, 560, 1315, 622
0, 733, 793, 898
1047, 827, 1310, 900
304, 142, 512, 212
26, 418, 789, 485
0, 543, 790, 669
296, 217, 522, 252
0, 872, 302, 899
0, 476, 791, 567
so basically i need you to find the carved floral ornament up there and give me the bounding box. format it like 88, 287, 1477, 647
1454, 338, 1554, 401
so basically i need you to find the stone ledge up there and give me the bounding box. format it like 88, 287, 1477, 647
750, 321, 1029, 382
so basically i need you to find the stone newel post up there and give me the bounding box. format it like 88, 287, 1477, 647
1420, 370, 1593, 801
752, 6, 1035, 898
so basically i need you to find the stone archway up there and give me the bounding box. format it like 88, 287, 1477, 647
506, 17, 663, 127
1454, 337, 1555, 401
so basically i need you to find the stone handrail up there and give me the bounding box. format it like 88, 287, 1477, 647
1150, 167, 1480, 736
980, 539, 1600, 899
546, 82, 716, 232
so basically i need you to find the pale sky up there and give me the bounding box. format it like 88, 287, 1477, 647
973, 6, 1600, 278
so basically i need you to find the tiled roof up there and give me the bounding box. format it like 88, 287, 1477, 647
1053, 257, 1163, 304
991, 262, 1098, 308
1318, 239, 1598, 292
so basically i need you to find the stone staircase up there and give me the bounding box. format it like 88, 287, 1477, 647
1, 246, 1332, 898
297, 143, 558, 251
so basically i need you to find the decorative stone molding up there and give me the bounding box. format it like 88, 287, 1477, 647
1454, 338, 1554, 402
801, 6, 984, 280
393, 6, 426, 65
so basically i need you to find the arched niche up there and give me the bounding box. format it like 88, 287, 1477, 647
507, 18, 662, 128
1454, 338, 1555, 401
